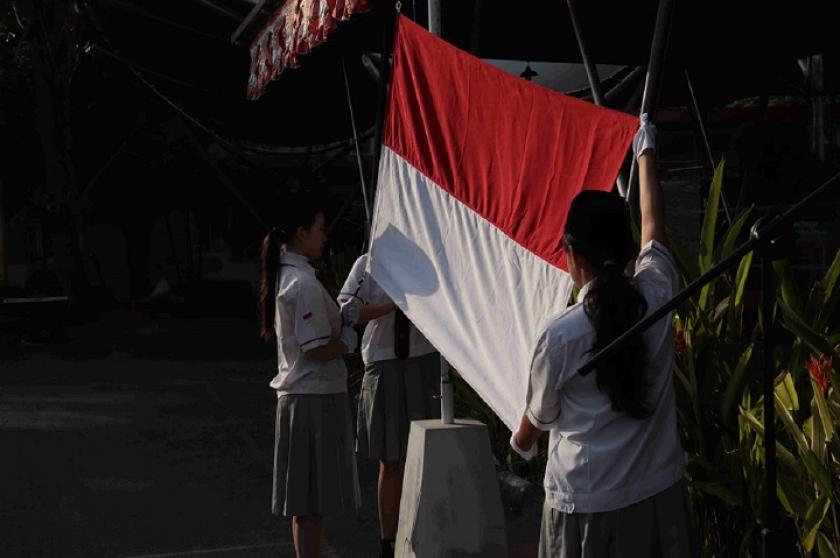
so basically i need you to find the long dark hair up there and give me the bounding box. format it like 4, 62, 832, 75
564, 190, 651, 419
258, 195, 323, 342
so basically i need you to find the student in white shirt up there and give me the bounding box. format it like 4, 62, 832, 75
338, 254, 440, 558
511, 116, 694, 557
258, 195, 361, 558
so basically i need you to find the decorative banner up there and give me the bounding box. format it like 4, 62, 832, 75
247, 0, 371, 100
369, 16, 637, 430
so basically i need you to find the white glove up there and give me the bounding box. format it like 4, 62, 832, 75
632, 112, 656, 160
339, 325, 358, 353
340, 298, 361, 326
510, 432, 537, 462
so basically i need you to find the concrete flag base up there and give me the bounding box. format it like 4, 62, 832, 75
396, 419, 507, 557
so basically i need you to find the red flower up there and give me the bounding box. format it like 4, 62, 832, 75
674, 328, 687, 356
806, 354, 832, 394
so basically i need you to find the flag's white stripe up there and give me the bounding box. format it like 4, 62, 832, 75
370, 146, 573, 431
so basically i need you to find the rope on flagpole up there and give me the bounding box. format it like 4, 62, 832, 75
367, 2, 400, 217
341, 57, 372, 243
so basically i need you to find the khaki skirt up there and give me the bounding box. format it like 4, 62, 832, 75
539, 479, 696, 558
272, 392, 361, 517
356, 352, 441, 462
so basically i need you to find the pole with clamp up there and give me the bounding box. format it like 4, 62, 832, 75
752, 215, 794, 558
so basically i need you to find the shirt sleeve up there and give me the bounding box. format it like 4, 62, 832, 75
525, 327, 564, 431
293, 282, 333, 351
337, 254, 370, 305
633, 240, 679, 299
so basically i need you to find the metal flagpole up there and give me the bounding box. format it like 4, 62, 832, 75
625, 0, 674, 213
566, 0, 628, 197
426, 0, 454, 424
368, 2, 400, 209
685, 68, 733, 225
341, 57, 372, 242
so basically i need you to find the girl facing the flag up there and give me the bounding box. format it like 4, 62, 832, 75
338, 254, 440, 558
258, 194, 361, 558
512, 116, 695, 557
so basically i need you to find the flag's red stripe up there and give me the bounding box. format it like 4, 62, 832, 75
383, 16, 637, 270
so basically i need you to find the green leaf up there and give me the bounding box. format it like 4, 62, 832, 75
817, 531, 840, 558
666, 228, 699, 284
775, 371, 800, 412
779, 299, 840, 365
777, 471, 808, 517
716, 206, 754, 261
725, 250, 753, 340
820, 249, 840, 303
733, 251, 755, 308
699, 159, 725, 272
721, 344, 754, 422
698, 160, 725, 310
738, 526, 756, 558
738, 406, 801, 471
802, 450, 834, 496
713, 297, 730, 323
775, 394, 810, 453
692, 480, 742, 507
698, 282, 716, 314
817, 249, 840, 330
673, 362, 693, 398
813, 380, 837, 442
803, 494, 831, 552
692, 303, 717, 341
774, 259, 807, 320
687, 453, 718, 473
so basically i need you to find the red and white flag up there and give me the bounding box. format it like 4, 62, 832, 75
369, 16, 637, 430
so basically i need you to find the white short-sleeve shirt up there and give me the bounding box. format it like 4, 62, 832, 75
270, 251, 347, 395
526, 240, 685, 514
338, 254, 437, 364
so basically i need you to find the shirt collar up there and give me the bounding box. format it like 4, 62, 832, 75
280, 251, 316, 274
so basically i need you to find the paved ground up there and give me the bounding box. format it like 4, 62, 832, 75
1, 311, 540, 557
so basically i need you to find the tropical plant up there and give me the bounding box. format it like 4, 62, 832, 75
458, 158, 840, 557
669, 160, 840, 557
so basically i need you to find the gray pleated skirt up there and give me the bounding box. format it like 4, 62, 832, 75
272, 392, 361, 517
356, 352, 441, 462
539, 479, 696, 558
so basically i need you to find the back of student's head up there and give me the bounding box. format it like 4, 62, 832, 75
258, 193, 324, 341
563, 190, 651, 419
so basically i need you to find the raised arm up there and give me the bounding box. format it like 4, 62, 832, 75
633, 115, 666, 246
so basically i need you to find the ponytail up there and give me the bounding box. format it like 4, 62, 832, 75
583, 261, 651, 419
258, 191, 324, 342
259, 229, 280, 341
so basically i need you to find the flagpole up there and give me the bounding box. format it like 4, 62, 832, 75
685, 68, 733, 225
368, 2, 400, 209
341, 57, 372, 243
425, 0, 455, 425
624, 0, 673, 213
566, 0, 628, 197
